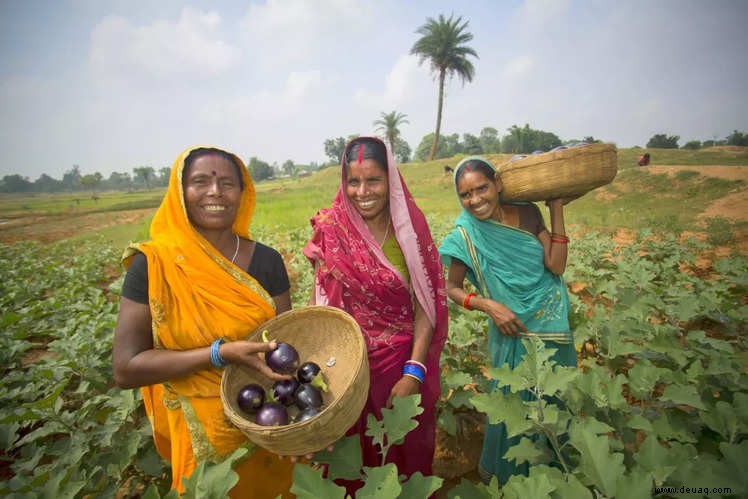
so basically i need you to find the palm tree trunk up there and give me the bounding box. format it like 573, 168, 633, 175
429, 69, 446, 161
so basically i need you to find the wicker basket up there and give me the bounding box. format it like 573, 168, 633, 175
220, 306, 369, 456
495, 143, 618, 202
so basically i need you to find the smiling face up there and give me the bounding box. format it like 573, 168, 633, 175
456, 169, 503, 221
345, 158, 389, 221
183, 153, 242, 235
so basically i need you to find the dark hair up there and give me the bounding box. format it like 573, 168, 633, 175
344, 138, 388, 171
455, 159, 495, 185
182, 147, 245, 191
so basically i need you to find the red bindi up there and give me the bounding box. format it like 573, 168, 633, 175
211, 170, 217, 176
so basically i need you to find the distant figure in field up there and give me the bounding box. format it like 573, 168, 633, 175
638, 153, 650, 166
444, 165, 454, 175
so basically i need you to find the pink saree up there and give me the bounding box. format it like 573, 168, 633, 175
303, 137, 448, 481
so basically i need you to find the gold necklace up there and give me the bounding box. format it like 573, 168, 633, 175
230, 234, 240, 264
378, 218, 391, 247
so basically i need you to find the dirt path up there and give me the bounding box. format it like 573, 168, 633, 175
647, 165, 747, 222
0, 208, 154, 244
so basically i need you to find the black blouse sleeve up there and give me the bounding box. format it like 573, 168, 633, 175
248, 242, 291, 297
121, 252, 149, 304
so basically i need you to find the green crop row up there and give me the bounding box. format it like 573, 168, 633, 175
1, 225, 746, 497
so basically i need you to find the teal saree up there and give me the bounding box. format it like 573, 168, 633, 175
439, 207, 577, 485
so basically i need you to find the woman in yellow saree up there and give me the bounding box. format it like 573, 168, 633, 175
113, 146, 294, 496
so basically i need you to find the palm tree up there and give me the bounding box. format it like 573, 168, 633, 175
373, 111, 409, 153
411, 14, 478, 161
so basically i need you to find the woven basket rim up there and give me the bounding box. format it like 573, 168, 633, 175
496, 142, 617, 174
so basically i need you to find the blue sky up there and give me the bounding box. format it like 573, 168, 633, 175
1, 0, 746, 179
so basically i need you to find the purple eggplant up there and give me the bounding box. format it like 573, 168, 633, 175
297, 362, 328, 392
294, 406, 322, 423
236, 383, 265, 414
295, 383, 323, 410
261, 330, 300, 374
272, 377, 300, 406
255, 402, 289, 426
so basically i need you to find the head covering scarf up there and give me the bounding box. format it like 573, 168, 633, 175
303, 136, 448, 479
439, 156, 571, 343
122, 146, 292, 496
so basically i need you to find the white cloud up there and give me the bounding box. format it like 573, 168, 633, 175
502, 55, 534, 80
239, 0, 376, 68
354, 55, 428, 109
514, 0, 572, 31
90, 7, 240, 83
200, 70, 323, 125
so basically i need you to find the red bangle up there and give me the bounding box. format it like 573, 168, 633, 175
551, 233, 569, 244
463, 292, 476, 310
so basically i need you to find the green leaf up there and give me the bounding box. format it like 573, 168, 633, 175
651, 412, 698, 443
615, 469, 653, 499
718, 441, 748, 494
358, 463, 401, 499
398, 471, 443, 499
485, 365, 530, 392
21, 381, 69, 410
141, 484, 163, 499
14, 421, 67, 448
179, 447, 248, 499
470, 391, 532, 438
438, 407, 457, 436
444, 371, 474, 388
660, 383, 706, 410
379, 394, 423, 446
136, 445, 169, 477
312, 435, 363, 481
569, 426, 624, 496
626, 360, 668, 399
502, 471, 556, 499
528, 465, 593, 499
542, 366, 578, 398
569, 416, 615, 436
503, 437, 552, 466
626, 414, 654, 432
700, 401, 739, 440
633, 435, 678, 485
290, 463, 347, 499
0, 422, 20, 450
366, 412, 386, 455
734, 392, 748, 428
445, 476, 501, 499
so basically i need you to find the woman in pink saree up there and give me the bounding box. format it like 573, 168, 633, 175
303, 137, 448, 487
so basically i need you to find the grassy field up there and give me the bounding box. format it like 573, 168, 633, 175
1, 146, 746, 248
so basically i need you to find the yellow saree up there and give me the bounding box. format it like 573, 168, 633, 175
123, 146, 293, 496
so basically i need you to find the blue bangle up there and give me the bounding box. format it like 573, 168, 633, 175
402, 363, 425, 383
210, 338, 228, 368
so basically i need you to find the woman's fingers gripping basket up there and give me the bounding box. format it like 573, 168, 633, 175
220, 305, 369, 456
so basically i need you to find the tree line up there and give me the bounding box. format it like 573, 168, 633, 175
0, 158, 321, 194
646, 130, 748, 149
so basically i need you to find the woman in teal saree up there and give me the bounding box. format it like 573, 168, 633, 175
438, 157, 577, 485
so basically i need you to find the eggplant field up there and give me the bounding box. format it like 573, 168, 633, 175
1, 153, 747, 498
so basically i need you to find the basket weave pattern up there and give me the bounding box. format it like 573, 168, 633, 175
496, 143, 618, 202
220, 306, 369, 456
